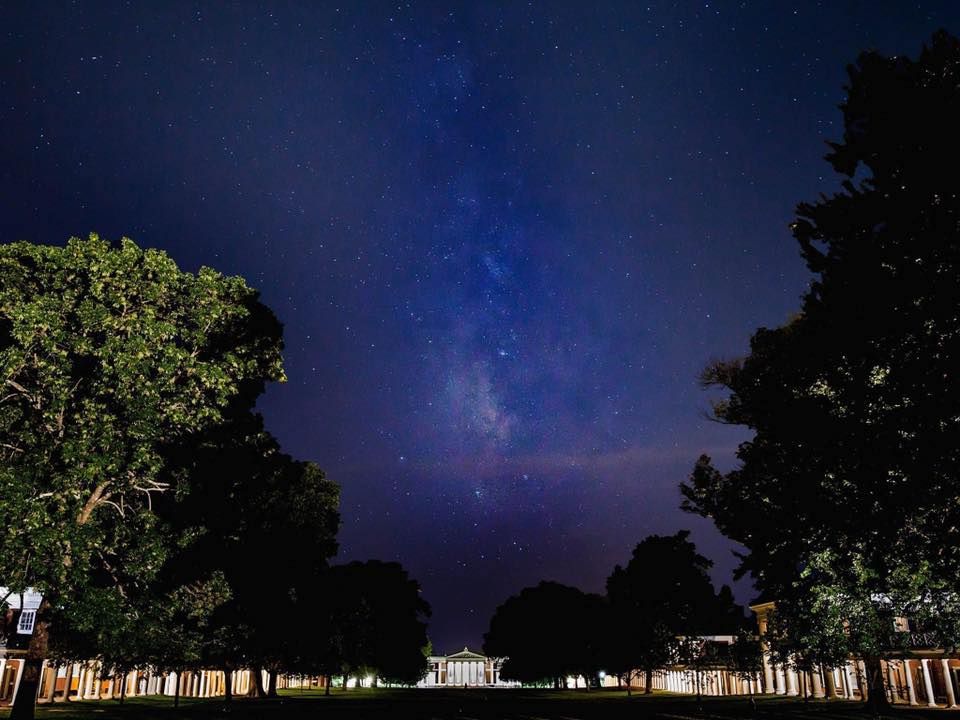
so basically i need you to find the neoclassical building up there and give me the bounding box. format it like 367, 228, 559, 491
751, 600, 960, 708
417, 648, 518, 688
604, 602, 960, 709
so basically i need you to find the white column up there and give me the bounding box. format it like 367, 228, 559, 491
786, 665, 798, 696
843, 663, 855, 699
886, 660, 897, 703
10, 661, 26, 705
811, 668, 824, 698
942, 660, 957, 708
903, 660, 918, 705
921, 659, 937, 707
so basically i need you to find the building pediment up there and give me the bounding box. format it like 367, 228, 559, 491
445, 647, 486, 660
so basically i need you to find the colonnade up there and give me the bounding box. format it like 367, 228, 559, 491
443, 660, 487, 686
614, 656, 960, 709
0, 659, 323, 708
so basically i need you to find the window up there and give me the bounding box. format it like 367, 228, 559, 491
893, 616, 910, 632
17, 609, 36, 634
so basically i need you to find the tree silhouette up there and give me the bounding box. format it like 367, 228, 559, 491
605, 532, 743, 694
484, 581, 605, 688
682, 31, 960, 712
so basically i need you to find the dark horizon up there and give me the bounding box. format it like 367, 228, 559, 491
3, 1, 958, 651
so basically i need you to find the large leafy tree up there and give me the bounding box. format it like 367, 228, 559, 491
681, 31, 960, 711
317, 560, 431, 686
484, 581, 606, 688
605, 532, 743, 695
0, 235, 285, 718
160, 414, 340, 698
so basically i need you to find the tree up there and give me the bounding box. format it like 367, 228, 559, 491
320, 561, 431, 686
160, 415, 340, 699
0, 235, 285, 719
605, 532, 743, 695
484, 581, 606, 688
681, 31, 960, 713
725, 628, 764, 711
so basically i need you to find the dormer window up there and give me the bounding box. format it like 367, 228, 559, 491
17, 609, 36, 634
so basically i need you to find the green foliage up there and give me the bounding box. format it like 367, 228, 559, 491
682, 31, 960, 706
0, 234, 285, 607
0, 235, 291, 718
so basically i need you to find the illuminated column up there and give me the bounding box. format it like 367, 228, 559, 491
822, 666, 837, 698
761, 651, 774, 694
811, 668, 824, 698
84, 664, 95, 698
903, 660, 918, 705
843, 664, 855, 699
886, 661, 897, 703
921, 660, 937, 707
942, 660, 957, 708
786, 666, 798, 696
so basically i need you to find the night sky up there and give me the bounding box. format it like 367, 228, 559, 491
3, 2, 957, 653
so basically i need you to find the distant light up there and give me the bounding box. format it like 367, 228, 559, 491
599, 671, 606, 679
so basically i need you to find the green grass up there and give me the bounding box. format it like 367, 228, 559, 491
0, 688, 949, 720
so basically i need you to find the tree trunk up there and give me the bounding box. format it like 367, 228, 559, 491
10, 600, 52, 720
247, 667, 265, 698
324, 675, 331, 696
222, 668, 233, 704
174, 671, 181, 708
119, 673, 127, 704
824, 667, 838, 698
864, 656, 890, 713
645, 667, 654, 695
267, 669, 278, 697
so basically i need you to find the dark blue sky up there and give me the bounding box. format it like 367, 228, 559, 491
3, 1, 957, 652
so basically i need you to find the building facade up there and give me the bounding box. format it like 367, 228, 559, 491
0, 588, 43, 706
417, 648, 519, 687
750, 600, 960, 708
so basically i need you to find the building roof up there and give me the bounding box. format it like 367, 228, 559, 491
444, 647, 487, 660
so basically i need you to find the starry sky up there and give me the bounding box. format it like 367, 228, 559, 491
3, 2, 958, 653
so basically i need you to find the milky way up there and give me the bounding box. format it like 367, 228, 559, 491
2, 2, 957, 650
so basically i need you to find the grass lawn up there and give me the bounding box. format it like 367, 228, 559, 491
0, 688, 951, 720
